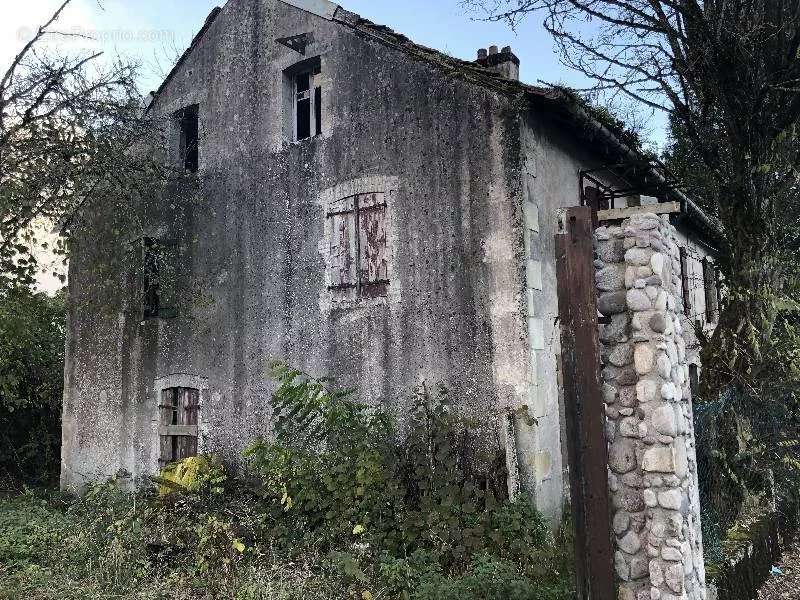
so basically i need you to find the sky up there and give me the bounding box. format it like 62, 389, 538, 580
2, 0, 667, 142
2, 0, 668, 143
3, 0, 596, 94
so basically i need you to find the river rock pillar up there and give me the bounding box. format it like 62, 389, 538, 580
595, 213, 706, 600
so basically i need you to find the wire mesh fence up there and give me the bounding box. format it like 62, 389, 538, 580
694, 384, 800, 598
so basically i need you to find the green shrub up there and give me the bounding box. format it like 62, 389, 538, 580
245, 362, 574, 598
416, 554, 540, 600
0, 288, 65, 489
0, 490, 69, 567
0, 364, 575, 600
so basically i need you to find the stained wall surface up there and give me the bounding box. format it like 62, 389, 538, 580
61, 0, 532, 498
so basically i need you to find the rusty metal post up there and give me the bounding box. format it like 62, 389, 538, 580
555, 206, 615, 600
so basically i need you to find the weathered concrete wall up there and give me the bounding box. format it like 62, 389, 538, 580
596, 214, 706, 600
61, 0, 534, 499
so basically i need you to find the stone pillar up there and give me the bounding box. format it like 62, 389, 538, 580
595, 214, 706, 600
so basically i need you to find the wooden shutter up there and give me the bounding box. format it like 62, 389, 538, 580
159, 387, 199, 465
679, 247, 691, 317
328, 196, 357, 289
357, 192, 388, 298
703, 258, 718, 323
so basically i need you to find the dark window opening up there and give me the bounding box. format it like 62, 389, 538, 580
159, 387, 199, 465
328, 193, 388, 300
177, 104, 199, 172
314, 83, 322, 137
294, 62, 321, 141
142, 238, 178, 319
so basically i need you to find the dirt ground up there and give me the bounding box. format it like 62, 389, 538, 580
757, 541, 800, 599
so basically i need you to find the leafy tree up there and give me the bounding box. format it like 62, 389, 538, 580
0, 286, 65, 487
0, 0, 174, 291
466, 0, 800, 394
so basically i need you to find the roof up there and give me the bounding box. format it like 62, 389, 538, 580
146, 0, 722, 246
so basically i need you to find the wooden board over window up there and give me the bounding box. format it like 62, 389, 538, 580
358, 192, 388, 298
328, 196, 357, 289
159, 387, 199, 465
327, 192, 388, 300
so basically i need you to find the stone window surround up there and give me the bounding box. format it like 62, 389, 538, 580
274, 43, 334, 148
150, 373, 209, 471
317, 176, 402, 311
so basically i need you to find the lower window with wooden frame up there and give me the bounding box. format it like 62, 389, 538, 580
159, 387, 199, 465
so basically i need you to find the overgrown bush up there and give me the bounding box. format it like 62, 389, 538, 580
244, 362, 571, 596
0, 363, 575, 599
0, 286, 64, 489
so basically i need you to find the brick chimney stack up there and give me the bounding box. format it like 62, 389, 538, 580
475, 45, 520, 81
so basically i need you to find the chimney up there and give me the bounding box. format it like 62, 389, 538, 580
475, 45, 520, 81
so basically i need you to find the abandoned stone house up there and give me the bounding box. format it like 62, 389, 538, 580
61, 0, 721, 567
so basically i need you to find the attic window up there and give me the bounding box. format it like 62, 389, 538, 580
159, 387, 199, 465
288, 59, 321, 141
328, 192, 388, 300
142, 238, 178, 319
176, 104, 199, 172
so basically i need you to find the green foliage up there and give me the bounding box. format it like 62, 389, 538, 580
415, 554, 541, 600
246, 363, 516, 562
153, 454, 227, 496
0, 366, 575, 599
0, 286, 65, 488
245, 362, 573, 598
245, 361, 396, 544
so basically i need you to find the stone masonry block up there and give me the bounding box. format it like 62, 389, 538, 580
642, 447, 676, 473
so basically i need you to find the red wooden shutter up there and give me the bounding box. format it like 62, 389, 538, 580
177, 388, 199, 459
357, 192, 388, 297
159, 388, 177, 465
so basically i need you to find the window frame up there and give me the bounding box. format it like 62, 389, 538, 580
175, 104, 199, 173
158, 386, 199, 465
679, 246, 692, 318
702, 257, 719, 324
141, 237, 178, 320
287, 58, 322, 142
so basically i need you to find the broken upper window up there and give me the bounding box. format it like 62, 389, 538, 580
176, 104, 199, 172
159, 387, 199, 465
142, 238, 178, 319
288, 59, 321, 141
328, 192, 388, 300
